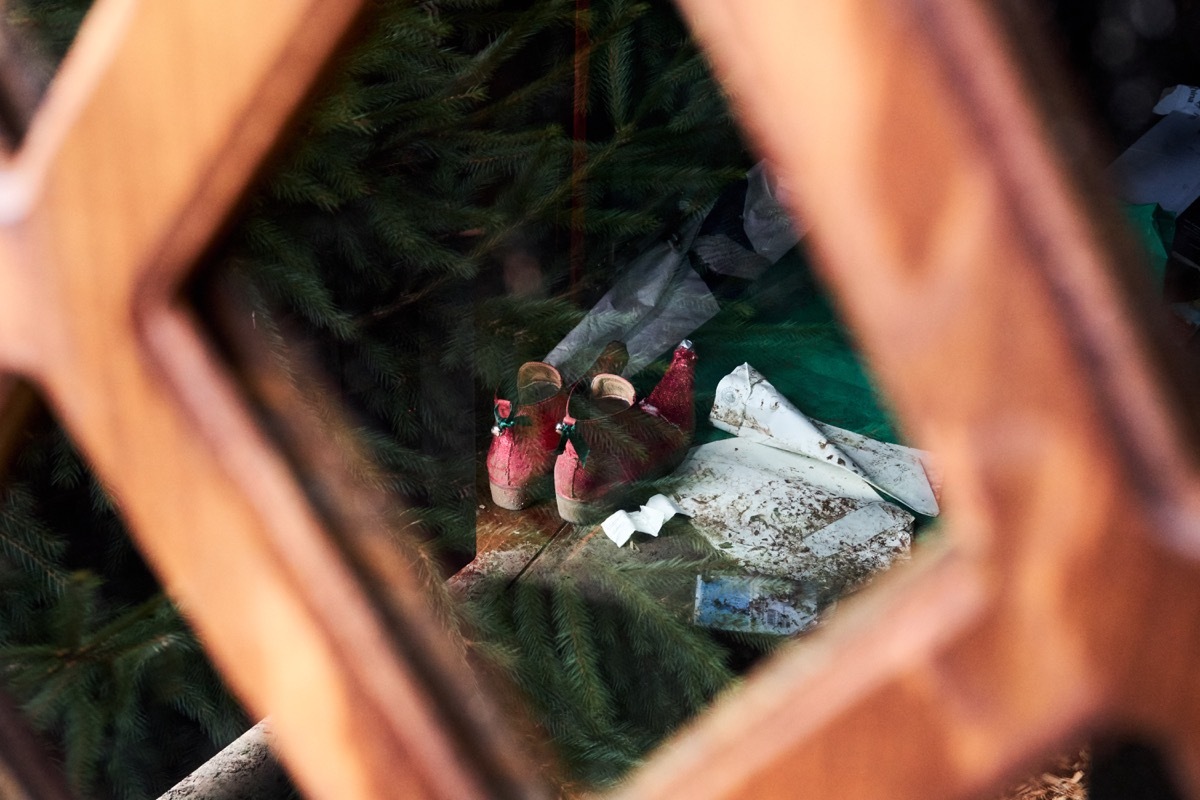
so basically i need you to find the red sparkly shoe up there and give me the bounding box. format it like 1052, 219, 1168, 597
487, 343, 630, 510
487, 362, 567, 509
553, 341, 696, 523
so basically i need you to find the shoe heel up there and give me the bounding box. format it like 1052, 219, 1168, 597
555, 494, 612, 524
556, 488, 634, 524
491, 480, 550, 510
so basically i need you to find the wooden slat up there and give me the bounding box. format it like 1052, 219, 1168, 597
0, 2, 548, 798
607, 0, 1200, 798
3, 0, 1199, 797
0, 688, 75, 800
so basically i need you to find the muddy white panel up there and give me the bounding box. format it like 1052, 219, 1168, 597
671, 439, 913, 594
674, 438, 882, 503
812, 421, 939, 516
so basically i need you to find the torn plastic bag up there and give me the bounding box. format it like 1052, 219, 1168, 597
543, 216, 716, 383
545, 161, 803, 381
691, 161, 805, 281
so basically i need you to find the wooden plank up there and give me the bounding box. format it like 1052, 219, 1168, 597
0, 2, 547, 799
450, 497, 567, 600
0, 688, 75, 800
607, 0, 1200, 798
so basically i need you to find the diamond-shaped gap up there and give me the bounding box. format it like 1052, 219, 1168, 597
0, 379, 268, 800
0, 0, 91, 148
180, 0, 946, 793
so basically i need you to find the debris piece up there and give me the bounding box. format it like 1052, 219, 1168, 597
627, 507, 663, 537
544, 163, 802, 381
1154, 84, 1200, 117
644, 493, 685, 522
693, 574, 820, 635
601, 510, 637, 546
601, 494, 690, 545
812, 420, 940, 516
692, 161, 805, 280
1110, 111, 1200, 214
710, 362, 866, 476
544, 219, 715, 382
672, 438, 913, 595
709, 363, 938, 515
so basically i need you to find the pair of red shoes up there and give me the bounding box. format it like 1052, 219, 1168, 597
487, 341, 697, 523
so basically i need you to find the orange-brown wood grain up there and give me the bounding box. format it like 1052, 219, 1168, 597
3, 0, 1200, 798
608, 1, 1200, 798
0, 2, 550, 799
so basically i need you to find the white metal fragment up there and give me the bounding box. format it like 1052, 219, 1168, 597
677, 437, 882, 503
811, 421, 939, 516
709, 363, 938, 515
710, 363, 867, 476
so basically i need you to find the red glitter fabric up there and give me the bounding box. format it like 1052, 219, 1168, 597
554, 342, 696, 521
487, 364, 568, 509
643, 341, 696, 432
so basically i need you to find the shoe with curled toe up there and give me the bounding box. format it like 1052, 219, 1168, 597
553, 340, 696, 523
487, 342, 629, 510
487, 361, 567, 509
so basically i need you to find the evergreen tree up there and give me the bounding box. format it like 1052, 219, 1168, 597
16, 0, 1186, 795
0, 422, 246, 800
464, 532, 781, 786
211, 0, 749, 560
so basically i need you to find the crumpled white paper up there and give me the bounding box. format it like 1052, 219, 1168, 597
602, 494, 688, 546
743, 161, 806, 263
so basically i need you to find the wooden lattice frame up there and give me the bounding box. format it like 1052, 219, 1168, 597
1, 0, 1199, 798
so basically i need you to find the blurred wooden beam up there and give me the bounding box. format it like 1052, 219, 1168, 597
0, 689, 75, 800
0, 0, 55, 148
0, 376, 40, 480
0, 1, 550, 798
610, 0, 1200, 797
